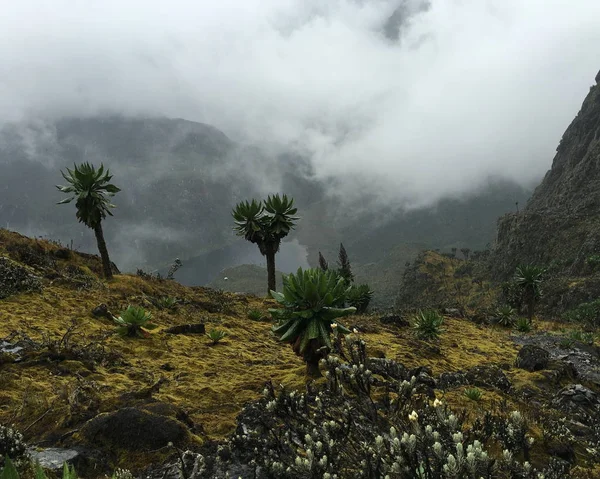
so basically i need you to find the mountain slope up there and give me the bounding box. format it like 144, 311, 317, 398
492, 70, 600, 286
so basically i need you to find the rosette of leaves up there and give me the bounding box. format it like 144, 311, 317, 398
270, 268, 356, 376
114, 306, 158, 338
412, 309, 444, 340
346, 284, 373, 313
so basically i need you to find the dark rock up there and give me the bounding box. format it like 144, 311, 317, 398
379, 315, 409, 327
542, 360, 578, 384
596, 69, 600, 84
437, 371, 467, 390
464, 365, 511, 392
80, 407, 191, 451
164, 323, 206, 335
368, 358, 408, 381
515, 345, 550, 371
547, 442, 576, 464
91, 304, 113, 319
552, 384, 600, 414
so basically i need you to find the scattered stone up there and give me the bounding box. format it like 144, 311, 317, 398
442, 308, 462, 317
81, 407, 191, 451
164, 323, 206, 335
515, 344, 550, 371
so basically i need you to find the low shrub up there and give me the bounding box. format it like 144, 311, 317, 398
515, 317, 532, 333
563, 299, 600, 327
412, 309, 444, 340
114, 306, 158, 338
346, 284, 373, 313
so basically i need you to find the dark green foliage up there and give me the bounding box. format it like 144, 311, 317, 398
463, 387, 483, 401
270, 268, 355, 376
232, 194, 299, 293
586, 254, 600, 269
412, 309, 444, 340
56, 162, 120, 279
563, 299, 600, 326
56, 163, 120, 228
336, 243, 354, 284
154, 296, 178, 311
0, 457, 19, 479
515, 317, 532, 332
166, 258, 183, 280
495, 304, 516, 327
346, 284, 373, 313
114, 306, 158, 338
318, 251, 328, 271
460, 247, 471, 260
206, 329, 227, 344
247, 309, 265, 321
567, 329, 595, 345
513, 265, 546, 320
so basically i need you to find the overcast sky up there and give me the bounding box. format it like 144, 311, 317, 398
1, 0, 599, 208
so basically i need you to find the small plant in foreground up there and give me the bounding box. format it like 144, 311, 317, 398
247, 309, 265, 321
270, 268, 355, 377
464, 387, 483, 401
515, 317, 532, 333
207, 329, 227, 344
0, 425, 28, 469
114, 306, 158, 338
495, 304, 516, 327
412, 309, 444, 340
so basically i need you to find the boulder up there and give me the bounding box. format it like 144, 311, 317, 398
465, 365, 511, 392
552, 384, 600, 414
80, 407, 191, 451
29, 448, 80, 471
164, 323, 206, 335
515, 345, 549, 371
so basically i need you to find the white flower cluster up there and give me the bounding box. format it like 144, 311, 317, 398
0, 424, 28, 468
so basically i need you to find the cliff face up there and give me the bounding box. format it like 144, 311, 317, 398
493, 70, 600, 280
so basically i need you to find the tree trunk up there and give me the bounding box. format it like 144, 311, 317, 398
265, 244, 276, 295
527, 290, 535, 321
304, 339, 324, 378
94, 222, 113, 280
527, 294, 535, 322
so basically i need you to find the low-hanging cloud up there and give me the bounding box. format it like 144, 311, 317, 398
1, 0, 599, 209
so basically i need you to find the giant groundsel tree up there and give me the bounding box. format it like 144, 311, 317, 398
56, 162, 120, 279
232, 194, 299, 293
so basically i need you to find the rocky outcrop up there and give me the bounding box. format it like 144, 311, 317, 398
492, 71, 600, 281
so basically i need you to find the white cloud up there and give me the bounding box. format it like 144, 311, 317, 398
1, 0, 599, 208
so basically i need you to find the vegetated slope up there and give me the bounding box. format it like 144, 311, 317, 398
0, 115, 532, 291
2, 229, 600, 477
491, 69, 600, 313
